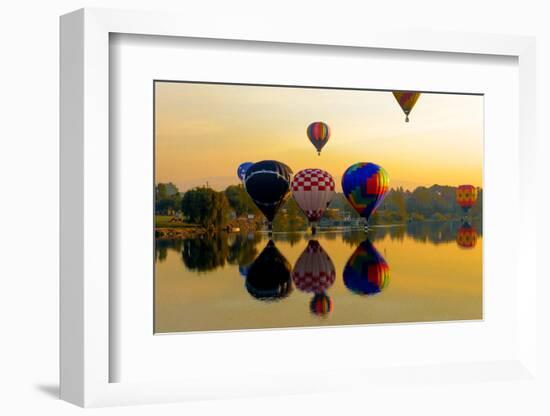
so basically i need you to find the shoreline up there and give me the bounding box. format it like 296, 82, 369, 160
155, 218, 481, 239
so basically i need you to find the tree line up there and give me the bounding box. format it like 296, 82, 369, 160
155, 182, 482, 230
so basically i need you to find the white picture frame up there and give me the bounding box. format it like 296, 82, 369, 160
60, 7, 538, 408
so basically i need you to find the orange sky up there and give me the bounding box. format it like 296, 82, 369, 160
155, 82, 483, 192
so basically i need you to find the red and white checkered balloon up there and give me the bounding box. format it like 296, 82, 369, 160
291, 169, 335, 222
292, 240, 336, 293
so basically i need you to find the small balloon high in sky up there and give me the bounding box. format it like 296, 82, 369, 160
306, 121, 331, 155
392, 91, 421, 122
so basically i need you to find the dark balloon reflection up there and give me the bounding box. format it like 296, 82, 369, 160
343, 240, 390, 296
292, 240, 336, 317
456, 222, 477, 249
245, 240, 293, 301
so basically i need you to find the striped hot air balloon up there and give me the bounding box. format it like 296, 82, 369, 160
310, 293, 333, 317
456, 185, 478, 213
343, 240, 390, 296
291, 169, 335, 234
341, 162, 389, 229
306, 121, 330, 155
456, 223, 477, 249
392, 91, 421, 122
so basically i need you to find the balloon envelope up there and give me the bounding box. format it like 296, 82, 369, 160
245, 240, 292, 301
341, 162, 389, 223
292, 240, 336, 293
456, 185, 478, 212
244, 160, 293, 222
307, 121, 330, 155
291, 169, 335, 223
237, 162, 253, 182
392, 91, 421, 122
343, 240, 390, 296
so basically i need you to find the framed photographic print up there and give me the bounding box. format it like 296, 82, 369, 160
153, 81, 483, 334
60, 8, 539, 408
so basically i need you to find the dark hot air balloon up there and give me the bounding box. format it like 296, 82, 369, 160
244, 160, 293, 232
291, 169, 335, 234
245, 240, 292, 301
392, 91, 421, 122
343, 240, 390, 296
342, 162, 389, 230
307, 121, 330, 155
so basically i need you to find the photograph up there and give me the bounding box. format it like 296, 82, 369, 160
154, 81, 483, 333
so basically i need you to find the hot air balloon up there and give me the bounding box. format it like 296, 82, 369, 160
291, 169, 335, 234
245, 240, 292, 301
343, 240, 390, 296
307, 121, 330, 155
456, 185, 478, 215
310, 293, 333, 317
342, 162, 389, 230
292, 240, 336, 317
237, 162, 253, 182
456, 222, 477, 249
244, 160, 293, 232
392, 91, 421, 122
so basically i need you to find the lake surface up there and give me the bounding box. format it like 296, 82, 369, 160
154, 221, 482, 333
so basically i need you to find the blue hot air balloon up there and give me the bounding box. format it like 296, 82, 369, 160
341, 162, 389, 229
237, 162, 254, 182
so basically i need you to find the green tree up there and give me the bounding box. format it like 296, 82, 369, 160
155, 182, 181, 215
224, 184, 259, 217
181, 187, 230, 229
272, 197, 307, 232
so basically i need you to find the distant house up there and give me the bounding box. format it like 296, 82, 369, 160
247, 214, 255, 220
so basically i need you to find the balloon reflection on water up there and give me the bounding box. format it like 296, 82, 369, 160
456, 222, 477, 249
245, 240, 293, 301
310, 293, 333, 316
292, 240, 336, 317
343, 239, 390, 296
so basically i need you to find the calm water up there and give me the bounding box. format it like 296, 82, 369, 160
154, 221, 482, 333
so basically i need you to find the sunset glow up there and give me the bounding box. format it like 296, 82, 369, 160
155, 82, 483, 192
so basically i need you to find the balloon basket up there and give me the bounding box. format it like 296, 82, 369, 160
311, 224, 317, 235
